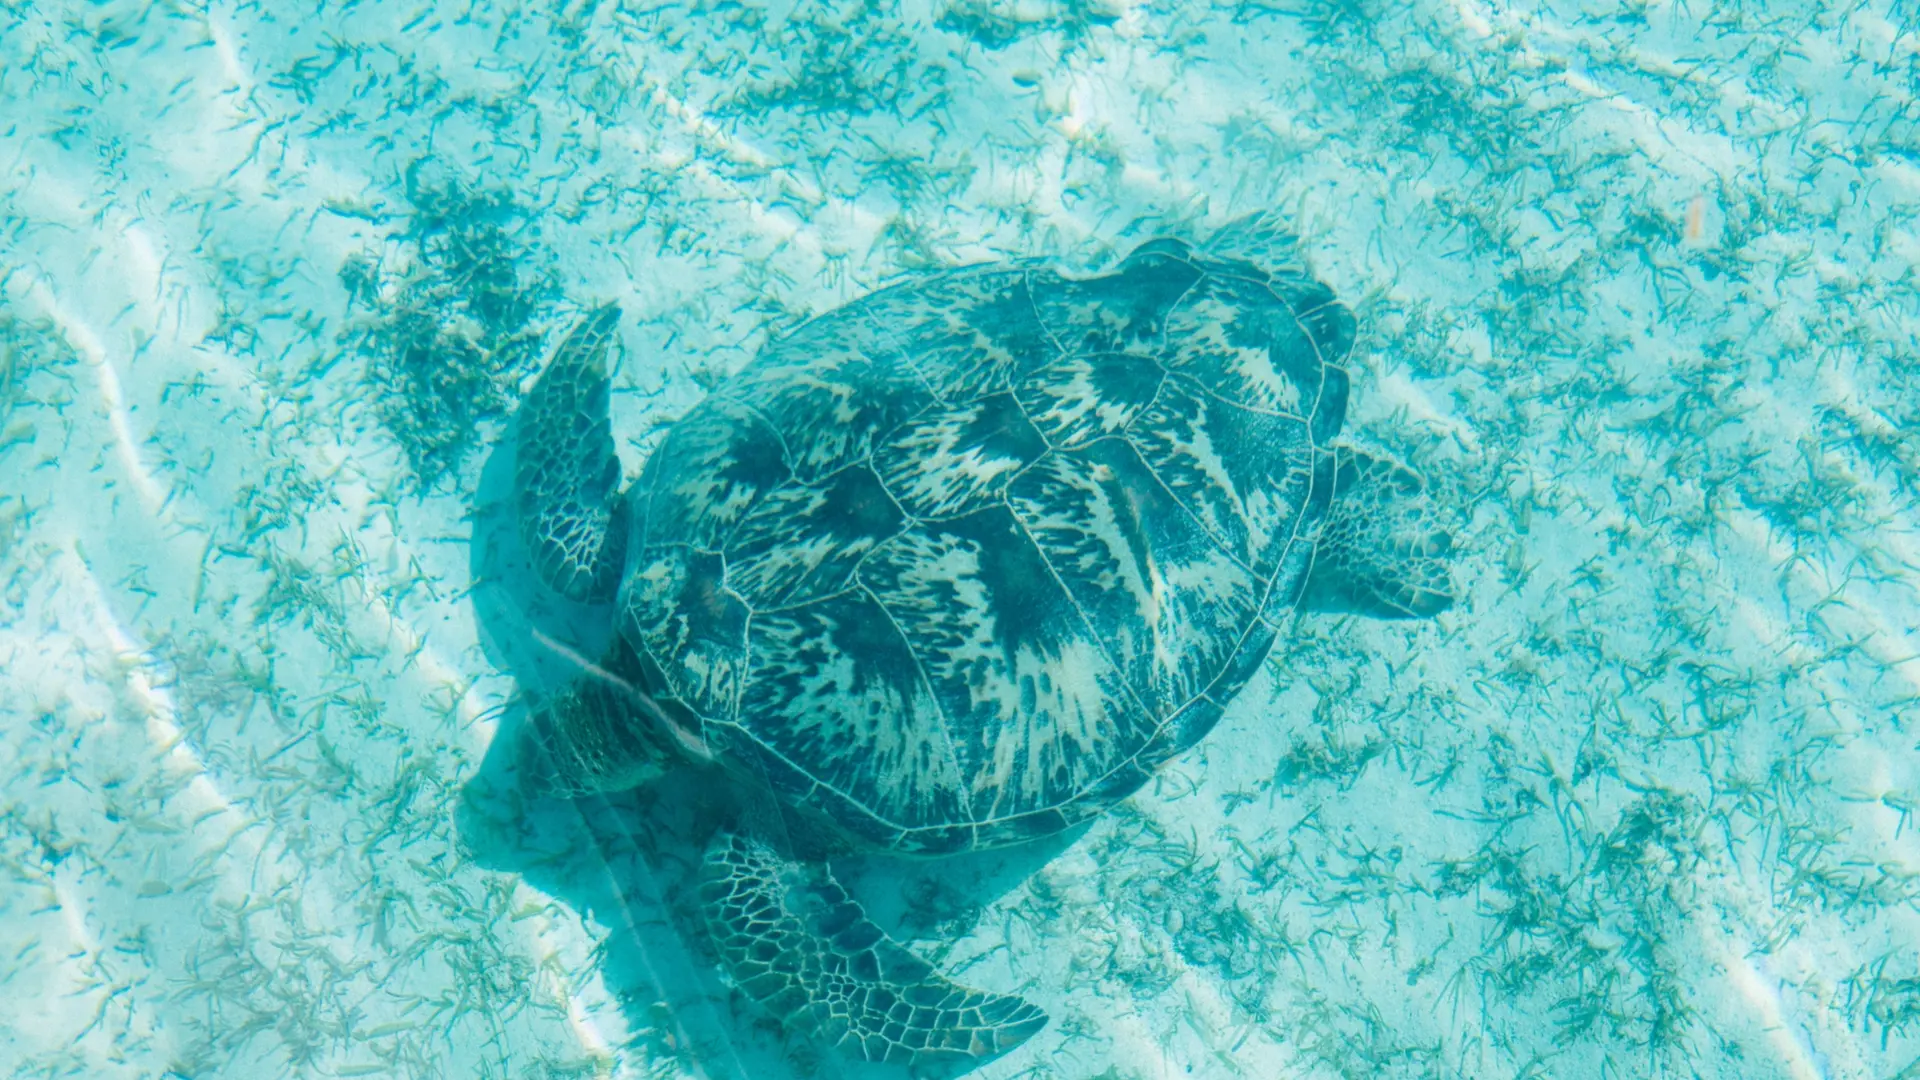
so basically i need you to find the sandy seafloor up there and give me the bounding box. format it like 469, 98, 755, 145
4, 0, 1920, 1077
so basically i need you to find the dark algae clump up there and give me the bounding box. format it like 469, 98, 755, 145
0, 311, 74, 434
345, 163, 558, 492
936, 0, 1120, 50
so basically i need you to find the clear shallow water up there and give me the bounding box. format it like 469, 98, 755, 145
3, 1, 1918, 1077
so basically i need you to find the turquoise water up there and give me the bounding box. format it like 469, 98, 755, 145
4, 1, 1919, 1077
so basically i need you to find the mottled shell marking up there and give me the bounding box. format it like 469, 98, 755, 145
618, 241, 1350, 853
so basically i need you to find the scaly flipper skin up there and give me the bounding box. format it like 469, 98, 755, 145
516, 305, 628, 603
1204, 210, 1307, 277
699, 832, 1047, 1066
1299, 447, 1455, 619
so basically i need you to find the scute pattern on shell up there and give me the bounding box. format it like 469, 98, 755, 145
619, 239, 1350, 854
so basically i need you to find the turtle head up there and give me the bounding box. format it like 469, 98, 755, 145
1300, 447, 1456, 620
515, 635, 708, 798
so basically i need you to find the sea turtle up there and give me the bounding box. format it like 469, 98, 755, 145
507, 216, 1454, 1067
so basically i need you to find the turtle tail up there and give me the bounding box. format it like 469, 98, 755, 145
698, 832, 1047, 1066
515, 305, 629, 603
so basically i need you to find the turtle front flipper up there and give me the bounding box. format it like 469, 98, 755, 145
515, 305, 629, 603
699, 832, 1047, 1066
1299, 447, 1455, 619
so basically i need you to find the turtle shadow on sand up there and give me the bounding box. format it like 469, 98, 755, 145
456, 414, 1077, 1080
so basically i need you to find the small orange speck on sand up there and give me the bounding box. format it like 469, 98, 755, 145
1684, 194, 1708, 244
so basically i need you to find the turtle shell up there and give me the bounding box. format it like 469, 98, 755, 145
616, 239, 1354, 855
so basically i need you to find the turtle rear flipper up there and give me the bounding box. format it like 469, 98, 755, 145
699, 832, 1047, 1066
1300, 447, 1454, 619
515, 305, 629, 603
